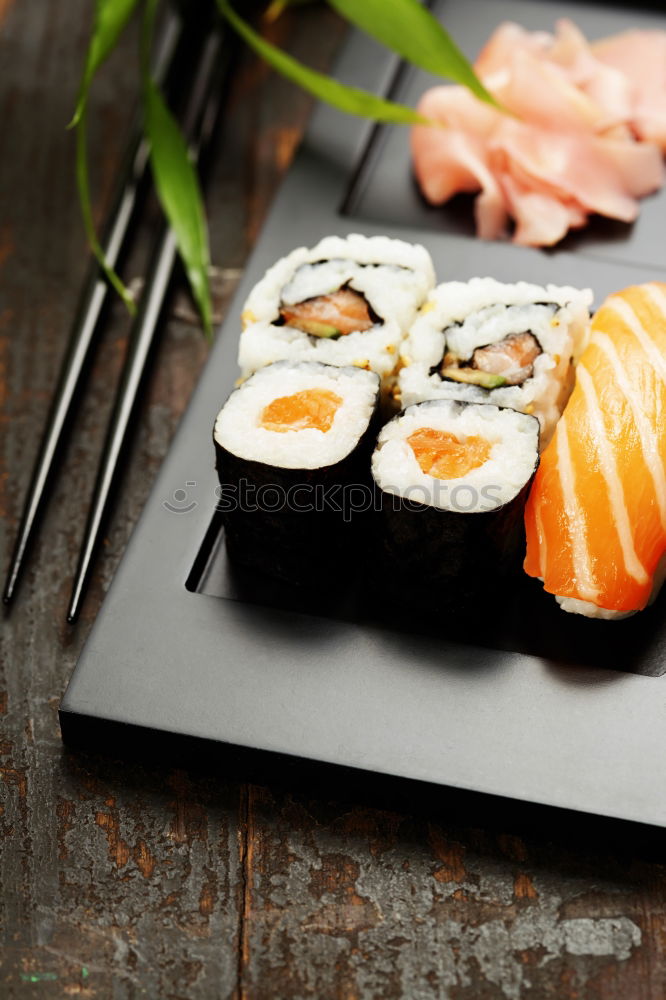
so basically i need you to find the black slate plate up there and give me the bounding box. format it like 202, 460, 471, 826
61, 0, 666, 828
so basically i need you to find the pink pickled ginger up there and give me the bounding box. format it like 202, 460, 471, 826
411, 19, 666, 246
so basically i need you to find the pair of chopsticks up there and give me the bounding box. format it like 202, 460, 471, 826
4, 9, 229, 622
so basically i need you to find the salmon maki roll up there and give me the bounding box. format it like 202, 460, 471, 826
372, 398, 540, 609
214, 361, 380, 586
238, 234, 435, 394
524, 283, 666, 618
399, 278, 592, 447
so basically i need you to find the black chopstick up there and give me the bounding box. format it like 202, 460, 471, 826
66, 28, 229, 624
2, 11, 183, 607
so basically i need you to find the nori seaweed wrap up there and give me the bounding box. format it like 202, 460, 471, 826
214, 361, 380, 587
371, 398, 540, 612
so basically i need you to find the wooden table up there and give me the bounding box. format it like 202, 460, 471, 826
2, 3, 665, 997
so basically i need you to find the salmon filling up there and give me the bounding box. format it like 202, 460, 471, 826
441, 332, 541, 388
280, 287, 375, 339
408, 427, 492, 479
260, 389, 343, 433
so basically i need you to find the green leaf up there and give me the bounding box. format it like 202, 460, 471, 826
75, 109, 137, 312
140, 0, 211, 336
264, 0, 314, 23
71, 0, 139, 127
69, 0, 139, 311
144, 79, 212, 337
216, 0, 431, 126
327, 0, 497, 108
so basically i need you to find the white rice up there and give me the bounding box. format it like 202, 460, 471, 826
399, 278, 592, 445
214, 361, 379, 470
238, 234, 435, 380
555, 596, 635, 620
372, 399, 539, 513
555, 551, 666, 620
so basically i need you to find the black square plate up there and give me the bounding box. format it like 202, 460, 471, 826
61, 0, 666, 828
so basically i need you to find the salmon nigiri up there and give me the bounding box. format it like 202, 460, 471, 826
524, 283, 666, 618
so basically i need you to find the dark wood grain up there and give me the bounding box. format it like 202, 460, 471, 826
2, 2, 666, 998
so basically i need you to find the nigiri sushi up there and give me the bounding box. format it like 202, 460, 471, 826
524, 283, 666, 618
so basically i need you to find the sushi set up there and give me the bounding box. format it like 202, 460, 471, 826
61, 0, 666, 829
211, 234, 663, 622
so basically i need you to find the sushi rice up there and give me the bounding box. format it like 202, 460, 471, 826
214, 361, 379, 469
399, 278, 592, 445
373, 398, 540, 513
238, 234, 435, 383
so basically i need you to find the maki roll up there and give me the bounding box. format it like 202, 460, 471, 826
399, 278, 592, 446
238, 234, 435, 391
372, 398, 540, 609
214, 361, 380, 587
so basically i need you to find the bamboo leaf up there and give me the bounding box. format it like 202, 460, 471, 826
327, 0, 497, 107
264, 0, 314, 23
216, 0, 431, 125
75, 109, 136, 311
144, 79, 212, 337
71, 0, 140, 127
141, 0, 211, 335
68, 0, 140, 310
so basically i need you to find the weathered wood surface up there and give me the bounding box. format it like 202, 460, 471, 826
1, 2, 666, 998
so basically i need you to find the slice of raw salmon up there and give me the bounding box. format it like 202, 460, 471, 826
260, 389, 342, 433
472, 332, 541, 385
280, 288, 375, 338
408, 428, 492, 480
524, 282, 666, 613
